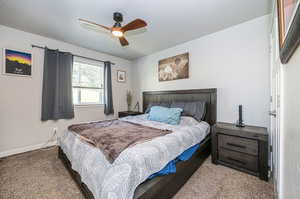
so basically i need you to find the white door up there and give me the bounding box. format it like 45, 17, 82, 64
270, 10, 282, 198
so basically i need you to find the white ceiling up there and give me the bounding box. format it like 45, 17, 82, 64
0, 0, 271, 60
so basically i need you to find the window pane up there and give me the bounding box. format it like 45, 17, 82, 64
72, 62, 80, 87
79, 63, 103, 88
72, 88, 80, 104
80, 88, 103, 104
72, 61, 104, 105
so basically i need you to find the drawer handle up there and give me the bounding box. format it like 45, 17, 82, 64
227, 157, 246, 165
227, 143, 246, 149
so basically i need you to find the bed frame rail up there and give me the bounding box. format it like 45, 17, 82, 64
58, 136, 211, 199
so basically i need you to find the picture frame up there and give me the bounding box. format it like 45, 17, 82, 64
117, 70, 126, 83
2, 48, 32, 77
277, 0, 300, 64
158, 52, 189, 82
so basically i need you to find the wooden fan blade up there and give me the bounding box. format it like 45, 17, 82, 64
121, 19, 147, 32
119, 37, 129, 46
78, 18, 111, 31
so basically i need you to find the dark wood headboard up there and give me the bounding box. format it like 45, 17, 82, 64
143, 88, 217, 126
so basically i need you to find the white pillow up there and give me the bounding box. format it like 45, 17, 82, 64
179, 116, 200, 126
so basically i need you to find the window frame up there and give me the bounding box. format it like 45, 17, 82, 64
72, 60, 105, 106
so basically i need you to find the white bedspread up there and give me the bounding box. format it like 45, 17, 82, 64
59, 114, 210, 199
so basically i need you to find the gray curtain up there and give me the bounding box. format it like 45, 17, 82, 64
104, 61, 114, 115
41, 48, 74, 121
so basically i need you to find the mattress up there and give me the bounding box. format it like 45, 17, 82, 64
59, 114, 210, 199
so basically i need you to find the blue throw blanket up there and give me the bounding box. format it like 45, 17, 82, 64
148, 143, 200, 179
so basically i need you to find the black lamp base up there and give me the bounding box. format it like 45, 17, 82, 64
236, 120, 246, 128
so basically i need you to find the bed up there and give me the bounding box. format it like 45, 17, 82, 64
58, 88, 217, 199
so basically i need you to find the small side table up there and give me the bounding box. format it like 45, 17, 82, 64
118, 111, 143, 118
212, 122, 269, 181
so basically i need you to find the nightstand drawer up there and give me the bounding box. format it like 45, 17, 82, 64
219, 149, 258, 172
218, 134, 258, 155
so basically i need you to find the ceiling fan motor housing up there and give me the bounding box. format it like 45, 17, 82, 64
113, 12, 123, 22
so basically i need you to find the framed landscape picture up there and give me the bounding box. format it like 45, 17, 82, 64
117, 70, 126, 83
277, 0, 300, 63
3, 48, 32, 77
158, 52, 189, 82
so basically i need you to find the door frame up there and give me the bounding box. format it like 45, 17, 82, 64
270, 5, 283, 198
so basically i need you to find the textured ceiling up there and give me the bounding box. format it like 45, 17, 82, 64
0, 0, 271, 60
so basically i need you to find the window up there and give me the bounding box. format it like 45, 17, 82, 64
72, 61, 104, 105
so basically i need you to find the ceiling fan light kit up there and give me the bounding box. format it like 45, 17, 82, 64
112, 30, 123, 37
79, 12, 147, 46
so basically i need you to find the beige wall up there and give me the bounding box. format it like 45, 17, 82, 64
0, 25, 133, 157
132, 15, 270, 127
280, 47, 300, 199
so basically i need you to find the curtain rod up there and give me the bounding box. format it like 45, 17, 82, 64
31, 45, 115, 65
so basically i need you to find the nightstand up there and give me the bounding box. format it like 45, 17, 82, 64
212, 122, 268, 181
118, 111, 143, 118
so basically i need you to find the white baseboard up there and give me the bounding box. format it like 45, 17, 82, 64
0, 141, 57, 158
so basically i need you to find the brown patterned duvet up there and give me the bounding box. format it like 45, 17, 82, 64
68, 120, 172, 163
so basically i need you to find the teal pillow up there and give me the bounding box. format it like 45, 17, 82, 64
148, 106, 183, 125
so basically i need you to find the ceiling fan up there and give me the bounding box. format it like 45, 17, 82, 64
79, 12, 147, 46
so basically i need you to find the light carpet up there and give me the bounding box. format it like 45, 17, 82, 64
0, 147, 274, 199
